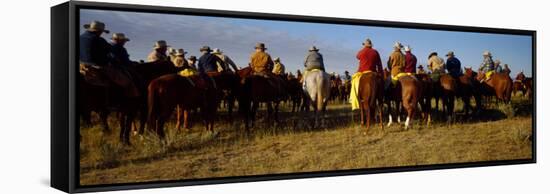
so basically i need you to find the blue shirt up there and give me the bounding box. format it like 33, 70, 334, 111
79, 31, 112, 65
110, 42, 131, 66
446, 57, 461, 77
198, 53, 223, 73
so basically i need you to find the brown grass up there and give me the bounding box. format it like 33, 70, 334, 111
79, 97, 533, 185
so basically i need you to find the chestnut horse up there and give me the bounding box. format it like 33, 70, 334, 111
147, 74, 218, 140
357, 72, 384, 132
384, 71, 422, 129
437, 74, 458, 122
476, 72, 513, 104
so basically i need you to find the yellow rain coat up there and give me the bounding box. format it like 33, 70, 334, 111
349, 71, 372, 110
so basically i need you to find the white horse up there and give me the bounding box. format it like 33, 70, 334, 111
303, 70, 331, 128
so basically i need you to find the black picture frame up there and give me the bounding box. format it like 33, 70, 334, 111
51, 1, 536, 193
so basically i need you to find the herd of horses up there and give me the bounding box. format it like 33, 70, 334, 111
79, 61, 533, 146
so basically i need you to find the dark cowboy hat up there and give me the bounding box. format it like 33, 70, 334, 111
111, 33, 130, 41
200, 46, 212, 52
309, 46, 320, 51
254, 42, 267, 50
428, 52, 438, 59
188, 56, 197, 61
83, 21, 109, 33
418, 65, 424, 69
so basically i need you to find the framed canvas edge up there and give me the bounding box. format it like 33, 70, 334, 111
53, 1, 537, 193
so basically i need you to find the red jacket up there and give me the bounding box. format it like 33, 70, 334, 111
404, 51, 417, 73
356, 47, 382, 73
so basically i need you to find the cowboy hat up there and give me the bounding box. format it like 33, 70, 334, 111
111, 33, 129, 41
309, 46, 319, 51
153, 40, 169, 49
494, 59, 501, 64
83, 21, 109, 33
404, 45, 411, 52
446, 51, 454, 56
428, 52, 438, 59
483, 51, 492, 56
188, 55, 197, 61
362, 38, 372, 46
255, 42, 267, 50
211, 48, 223, 54
274, 57, 281, 62
200, 46, 212, 52
393, 42, 403, 49
175, 48, 187, 56
418, 65, 424, 68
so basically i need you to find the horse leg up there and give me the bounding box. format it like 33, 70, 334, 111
183, 110, 190, 130
360, 104, 365, 125
175, 105, 182, 131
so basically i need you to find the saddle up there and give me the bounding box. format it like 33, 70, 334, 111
484, 70, 495, 81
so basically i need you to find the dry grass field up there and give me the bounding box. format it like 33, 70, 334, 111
79, 97, 533, 185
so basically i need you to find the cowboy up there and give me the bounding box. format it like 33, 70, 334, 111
417, 65, 426, 74
428, 52, 446, 81
494, 59, 503, 73
304, 46, 325, 71
356, 38, 383, 74
172, 48, 189, 70
187, 55, 198, 70
272, 57, 286, 75
212, 48, 239, 73
198, 46, 224, 75
479, 51, 495, 82
404, 45, 417, 74
147, 40, 170, 62
110, 33, 131, 66
79, 21, 111, 70
387, 42, 406, 80
445, 51, 462, 78
342, 71, 351, 82
296, 70, 303, 83
249, 43, 275, 74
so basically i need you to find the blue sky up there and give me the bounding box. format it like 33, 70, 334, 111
80, 9, 533, 76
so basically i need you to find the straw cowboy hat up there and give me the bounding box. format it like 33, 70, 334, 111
362, 38, 372, 46
446, 51, 454, 56
175, 48, 187, 56
200, 45, 212, 52
309, 46, 319, 51
494, 59, 501, 64
428, 52, 438, 59
153, 40, 169, 49
393, 42, 403, 49
483, 51, 492, 57
211, 48, 223, 54
111, 33, 129, 41
274, 57, 281, 62
404, 45, 411, 52
83, 21, 109, 33
255, 43, 267, 50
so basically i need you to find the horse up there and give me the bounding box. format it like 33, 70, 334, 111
436, 74, 458, 123
147, 74, 218, 140
339, 80, 351, 103
303, 70, 331, 128
286, 76, 305, 112
476, 71, 513, 104
415, 73, 433, 126
457, 68, 482, 117
329, 78, 341, 103
384, 71, 422, 129
237, 67, 287, 132
514, 72, 533, 99
357, 72, 384, 132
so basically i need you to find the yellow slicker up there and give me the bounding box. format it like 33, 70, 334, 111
178, 68, 198, 77
391, 72, 414, 85
349, 71, 372, 110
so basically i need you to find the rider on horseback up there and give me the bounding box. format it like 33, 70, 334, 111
428, 51, 446, 82
386, 42, 406, 89
248, 43, 285, 95
445, 51, 462, 78
272, 57, 286, 76
404, 45, 417, 74
147, 40, 170, 62
479, 51, 495, 82
212, 48, 239, 73
350, 38, 383, 110
79, 21, 139, 97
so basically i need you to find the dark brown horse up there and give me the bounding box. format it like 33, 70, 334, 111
147, 74, 218, 140
237, 67, 286, 132
458, 68, 482, 117
415, 73, 433, 126
286, 76, 305, 113
357, 72, 384, 132
437, 74, 458, 122
514, 72, 533, 99
476, 71, 513, 104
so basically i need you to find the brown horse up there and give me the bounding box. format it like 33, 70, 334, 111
237, 67, 286, 132
147, 74, 218, 140
437, 74, 458, 122
415, 73, 433, 126
476, 72, 513, 104
458, 68, 482, 117
514, 72, 533, 99
286, 76, 305, 113
340, 80, 351, 103
357, 72, 384, 132
398, 76, 422, 129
